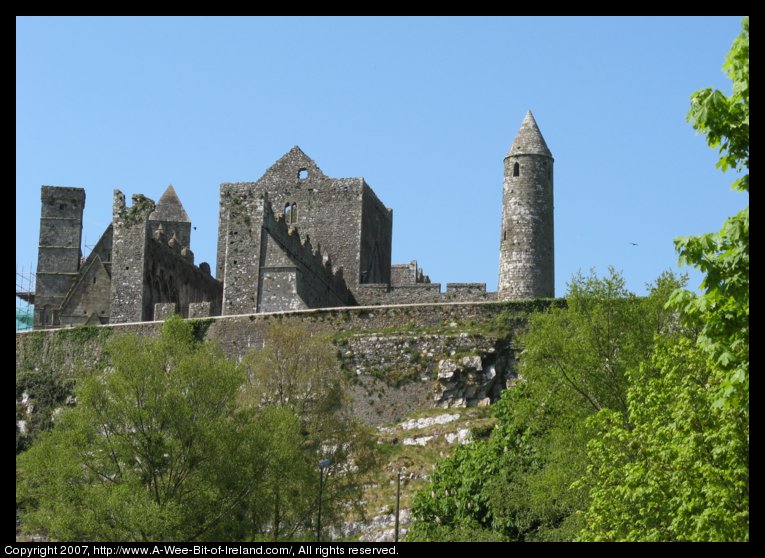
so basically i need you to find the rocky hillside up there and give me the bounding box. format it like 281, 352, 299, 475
340, 407, 496, 542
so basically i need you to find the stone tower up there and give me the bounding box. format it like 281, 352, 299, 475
109, 190, 156, 323
498, 111, 554, 300
34, 187, 85, 328
149, 184, 191, 248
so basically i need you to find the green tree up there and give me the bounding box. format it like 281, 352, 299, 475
240, 322, 378, 540
408, 270, 680, 541
580, 18, 748, 541
672, 16, 749, 411
579, 337, 748, 541
241, 322, 349, 436
246, 406, 320, 541
17, 316, 258, 541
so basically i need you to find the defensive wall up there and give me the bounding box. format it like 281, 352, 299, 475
16, 300, 560, 425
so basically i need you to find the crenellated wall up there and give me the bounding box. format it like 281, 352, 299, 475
261, 197, 354, 310
355, 283, 496, 306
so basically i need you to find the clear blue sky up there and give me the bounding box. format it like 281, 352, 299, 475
16, 16, 746, 296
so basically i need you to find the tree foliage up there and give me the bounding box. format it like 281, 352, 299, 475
239, 322, 378, 541
579, 337, 748, 541
17, 318, 377, 542
17, 316, 253, 541
408, 270, 680, 541
580, 18, 749, 541
673, 16, 749, 412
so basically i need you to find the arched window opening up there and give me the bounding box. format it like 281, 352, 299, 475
513, 162, 520, 177
284, 203, 292, 220
290, 203, 297, 224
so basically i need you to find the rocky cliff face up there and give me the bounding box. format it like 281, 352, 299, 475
339, 329, 517, 425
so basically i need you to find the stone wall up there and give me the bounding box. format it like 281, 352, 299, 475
217, 147, 392, 295
144, 237, 222, 319
341, 332, 516, 425
110, 190, 222, 323
58, 256, 112, 326
35, 187, 85, 328
355, 283, 496, 306
219, 189, 266, 315
16, 301, 557, 426
359, 182, 392, 284
82, 225, 113, 271
261, 199, 354, 311
390, 261, 430, 286
444, 283, 496, 302
109, 191, 154, 323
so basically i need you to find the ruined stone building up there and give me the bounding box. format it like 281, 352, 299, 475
28, 111, 554, 329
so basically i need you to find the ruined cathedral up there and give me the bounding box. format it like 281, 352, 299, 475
30, 112, 554, 330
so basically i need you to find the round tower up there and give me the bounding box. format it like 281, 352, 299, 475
498, 111, 554, 300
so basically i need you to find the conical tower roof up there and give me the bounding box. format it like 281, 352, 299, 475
150, 184, 190, 222
507, 111, 552, 157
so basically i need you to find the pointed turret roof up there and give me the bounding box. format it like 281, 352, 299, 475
149, 184, 190, 222
507, 110, 552, 158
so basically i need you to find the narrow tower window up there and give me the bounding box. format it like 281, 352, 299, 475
284, 203, 292, 220
513, 162, 520, 177
290, 203, 297, 224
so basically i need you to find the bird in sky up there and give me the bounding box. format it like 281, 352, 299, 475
630, 242, 638, 246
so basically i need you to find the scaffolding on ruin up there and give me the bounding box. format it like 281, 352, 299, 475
16, 264, 35, 331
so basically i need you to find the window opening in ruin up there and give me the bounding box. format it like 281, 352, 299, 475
284, 203, 292, 220
503, 230, 507, 241
290, 203, 297, 224
298, 168, 308, 180
513, 162, 520, 177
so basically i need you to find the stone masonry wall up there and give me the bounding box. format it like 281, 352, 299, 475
58, 257, 112, 326
260, 199, 354, 310
355, 283, 496, 306
35, 187, 85, 328
217, 147, 392, 295
144, 238, 222, 319
359, 182, 393, 284
16, 301, 553, 426
340, 332, 516, 425
219, 189, 266, 315
110, 192, 154, 323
